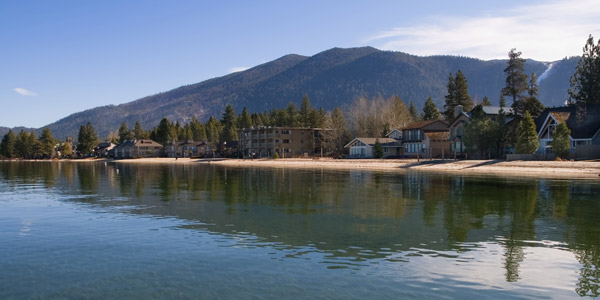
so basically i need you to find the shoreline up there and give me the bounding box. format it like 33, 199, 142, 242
4, 157, 597, 179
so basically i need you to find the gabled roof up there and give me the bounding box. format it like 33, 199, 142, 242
344, 137, 401, 148
536, 104, 600, 139
402, 120, 448, 131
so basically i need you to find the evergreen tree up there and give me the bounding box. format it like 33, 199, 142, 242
454, 70, 472, 111
205, 116, 222, 145
238, 107, 253, 129
408, 101, 419, 121
76, 122, 98, 156
499, 94, 507, 108
443, 73, 456, 121
443, 70, 471, 120
495, 108, 509, 157
515, 112, 539, 154
133, 121, 148, 139
482, 96, 492, 106
373, 138, 383, 158
298, 95, 314, 127
154, 118, 172, 145
503, 48, 528, 115
421, 97, 440, 120
517, 73, 545, 117
551, 122, 571, 159
221, 104, 238, 141
39, 127, 57, 158
190, 117, 207, 141
15, 130, 30, 158
0, 130, 16, 158
118, 122, 134, 143
285, 102, 298, 127
463, 106, 498, 158
569, 34, 600, 104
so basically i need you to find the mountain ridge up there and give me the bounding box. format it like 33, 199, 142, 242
0, 47, 579, 139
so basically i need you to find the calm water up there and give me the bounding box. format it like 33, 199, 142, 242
1, 162, 599, 299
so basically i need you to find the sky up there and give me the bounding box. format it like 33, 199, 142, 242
1, 0, 599, 128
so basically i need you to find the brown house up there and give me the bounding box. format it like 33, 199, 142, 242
402, 120, 450, 158
239, 127, 331, 158
114, 139, 162, 159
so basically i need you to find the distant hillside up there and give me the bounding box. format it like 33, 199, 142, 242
12, 47, 579, 139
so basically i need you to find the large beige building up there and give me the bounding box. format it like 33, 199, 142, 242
239, 127, 330, 158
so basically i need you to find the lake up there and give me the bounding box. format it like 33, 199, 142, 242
1, 161, 599, 299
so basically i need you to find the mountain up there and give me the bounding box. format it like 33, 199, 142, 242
12, 47, 582, 139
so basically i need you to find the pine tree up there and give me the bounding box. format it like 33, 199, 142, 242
443, 73, 456, 121
373, 138, 383, 158
61, 141, 73, 158
454, 70, 472, 111
205, 117, 222, 145
118, 122, 134, 143
285, 102, 298, 127
190, 117, 207, 141
221, 104, 238, 141
499, 94, 507, 108
421, 97, 440, 120
133, 121, 148, 139
154, 118, 172, 145
0, 130, 16, 158
238, 107, 253, 129
39, 127, 57, 158
409, 101, 419, 121
503, 48, 528, 115
518, 73, 545, 117
551, 122, 571, 159
298, 95, 314, 127
515, 112, 539, 154
76, 122, 98, 156
569, 34, 600, 104
482, 96, 492, 106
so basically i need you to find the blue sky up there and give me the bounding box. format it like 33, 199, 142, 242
2, 0, 599, 128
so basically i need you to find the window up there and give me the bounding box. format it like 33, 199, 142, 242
283, 139, 290, 144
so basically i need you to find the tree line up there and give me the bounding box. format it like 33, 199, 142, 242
1, 35, 598, 159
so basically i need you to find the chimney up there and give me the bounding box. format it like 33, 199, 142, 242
455, 105, 464, 117
576, 100, 587, 126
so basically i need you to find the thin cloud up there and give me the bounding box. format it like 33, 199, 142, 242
14, 88, 38, 96
229, 66, 249, 73
365, 0, 600, 61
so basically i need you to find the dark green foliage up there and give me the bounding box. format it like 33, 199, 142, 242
495, 109, 509, 157
133, 121, 149, 139
373, 138, 383, 158
515, 112, 539, 154
569, 35, 600, 104
15, 131, 41, 158
409, 101, 419, 121
0, 130, 16, 158
76, 123, 98, 156
205, 117, 222, 145
482, 96, 492, 106
118, 122, 134, 143
463, 107, 498, 158
154, 118, 173, 145
189, 117, 207, 141
422, 97, 440, 120
238, 107, 253, 129
285, 102, 299, 127
444, 70, 472, 121
551, 122, 571, 159
39, 127, 57, 158
503, 49, 529, 114
499, 94, 507, 107
221, 104, 238, 141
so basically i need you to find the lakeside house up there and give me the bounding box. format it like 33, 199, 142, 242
165, 140, 201, 158
238, 127, 331, 158
113, 139, 163, 159
536, 102, 600, 159
402, 120, 450, 158
448, 105, 513, 158
94, 141, 115, 158
344, 137, 402, 158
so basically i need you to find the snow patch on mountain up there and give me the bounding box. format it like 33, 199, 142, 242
537, 62, 555, 83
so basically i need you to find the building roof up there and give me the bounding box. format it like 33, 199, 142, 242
480, 106, 513, 115
344, 137, 401, 148
402, 120, 448, 130
116, 139, 162, 148
536, 104, 600, 139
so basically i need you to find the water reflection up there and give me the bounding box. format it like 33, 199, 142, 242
1, 161, 599, 296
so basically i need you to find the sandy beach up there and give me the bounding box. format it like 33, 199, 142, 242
105, 157, 600, 179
